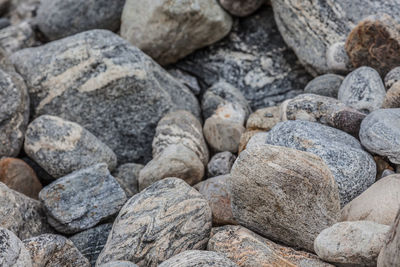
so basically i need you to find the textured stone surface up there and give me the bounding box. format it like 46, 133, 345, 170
121, 0, 232, 65
37, 0, 125, 40
360, 109, 400, 164
158, 250, 238, 267
304, 74, 343, 98
219, 0, 264, 17
39, 163, 127, 234
246, 106, 280, 131
207, 152, 236, 178
384, 67, 400, 89
383, 82, 400, 108
238, 129, 262, 154
168, 68, 201, 96
326, 42, 352, 74
176, 6, 311, 110
0, 227, 32, 267
230, 144, 340, 251
112, 163, 143, 198
99, 262, 138, 267
0, 22, 36, 54
11, 29, 200, 164
314, 221, 390, 266
25, 115, 117, 178
8, 0, 40, 25
377, 209, 400, 267
24, 234, 90, 267
265, 120, 376, 206
96, 178, 212, 266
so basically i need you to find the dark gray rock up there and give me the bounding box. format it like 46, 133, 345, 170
11, 29, 200, 164
176, 6, 311, 110
219, 0, 265, 17
207, 152, 236, 178
167, 68, 201, 96
304, 74, 343, 98
0, 227, 32, 267
158, 250, 238, 267
39, 163, 127, 234
112, 163, 143, 198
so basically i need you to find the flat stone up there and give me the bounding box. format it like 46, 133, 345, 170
383, 82, 400, 108
207, 152, 236, 178
326, 42, 352, 74
96, 178, 212, 266
25, 115, 117, 178
0, 227, 32, 267
230, 144, 340, 251
245, 106, 280, 131
219, 0, 264, 17
112, 163, 143, 198
377, 209, 400, 267
39, 163, 127, 234
0, 22, 36, 54
158, 250, 238, 267
304, 74, 343, 98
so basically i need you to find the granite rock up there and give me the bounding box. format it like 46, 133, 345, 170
158, 250, 238, 267
219, 0, 264, 17
99, 262, 138, 267
326, 42, 352, 74
383, 81, 400, 108
304, 74, 343, 98
168, 68, 201, 96
377, 209, 400, 267
0, 227, 32, 267
207, 152, 236, 178
245, 106, 280, 131
112, 163, 143, 198
0, 22, 36, 54
384, 67, 400, 89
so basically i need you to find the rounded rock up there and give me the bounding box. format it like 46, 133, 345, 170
383, 82, 400, 108
0, 227, 32, 267
304, 74, 343, 98
245, 106, 280, 131
218, 0, 265, 17
207, 152, 236, 178
326, 42, 352, 74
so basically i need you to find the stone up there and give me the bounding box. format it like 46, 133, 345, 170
338, 66, 386, 113
194, 175, 236, 225
11, 29, 200, 164
304, 74, 343, 98
25, 115, 117, 178
121, 0, 232, 65
168, 68, 201, 96
346, 14, 400, 77
23, 234, 90, 267
37, 0, 125, 40
39, 163, 127, 234
314, 221, 390, 266
237, 129, 262, 154
138, 144, 204, 191
360, 109, 400, 164
0, 69, 29, 158
70, 223, 113, 266
265, 120, 376, 206
99, 262, 138, 267
377, 209, 400, 267
230, 144, 340, 251
112, 163, 143, 198
0, 227, 32, 267
22, 157, 54, 185
383, 82, 400, 108
96, 178, 212, 266
341, 174, 400, 225
374, 156, 394, 180
0, 0, 9, 15
382, 169, 395, 178
219, 0, 265, 17
245, 106, 280, 131
176, 6, 311, 110
158, 250, 238, 267
326, 42, 352, 74
0, 157, 42, 199
207, 152, 236, 178
384, 67, 400, 89
8, 0, 40, 25
0, 22, 36, 54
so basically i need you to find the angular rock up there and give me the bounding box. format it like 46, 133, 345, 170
39, 163, 127, 234
11, 29, 200, 164
383, 81, 400, 108
25, 115, 117, 178
168, 68, 201, 96
207, 152, 236, 178
158, 250, 238, 267
96, 178, 212, 266
99, 262, 138, 267
219, 0, 264, 17
230, 144, 340, 251
0, 22, 36, 54
0, 227, 32, 267
326, 42, 352, 74
304, 74, 343, 98
245, 106, 280, 131
112, 163, 143, 198
377, 209, 400, 267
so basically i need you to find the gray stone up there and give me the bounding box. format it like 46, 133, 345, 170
384, 67, 400, 89
168, 68, 201, 96
158, 250, 238, 267
377, 209, 400, 267
0, 22, 36, 54
360, 109, 400, 164
7, 0, 39, 25
176, 6, 311, 110
264, 120, 376, 206
96, 178, 212, 266
0, 18, 11, 30
99, 262, 138, 267
314, 221, 390, 266
24, 115, 117, 179
11, 29, 200, 164
382, 169, 396, 178
304, 74, 343, 98
230, 144, 340, 252
112, 163, 143, 198
0, 227, 32, 267
207, 152, 236, 178
383, 81, 400, 109
326, 42, 352, 74
39, 163, 127, 234
219, 0, 265, 17
23, 234, 90, 267
37, 0, 125, 41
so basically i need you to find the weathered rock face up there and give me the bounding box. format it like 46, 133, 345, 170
176, 6, 311, 110
207, 152, 236, 178
265, 121, 376, 206
246, 106, 280, 131
112, 163, 143, 198
158, 250, 238, 267
230, 144, 340, 251
304, 74, 343, 98
314, 221, 390, 266
37, 0, 124, 41
96, 178, 212, 266
11, 29, 200, 164
377, 209, 400, 267
23, 234, 90, 267
0, 227, 32, 267
121, 0, 232, 65
219, 0, 265, 17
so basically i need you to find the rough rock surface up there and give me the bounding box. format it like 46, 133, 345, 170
326, 42, 352, 74
0, 227, 32, 267
0, 22, 36, 54
246, 106, 280, 131
383, 82, 400, 108
304, 74, 343, 98
99, 262, 138, 267
158, 250, 238, 267
112, 163, 143, 198
219, 0, 264, 17
168, 68, 201, 96
39, 163, 127, 234
207, 152, 236, 178
24, 115, 117, 178
96, 178, 212, 266
11, 29, 200, 164
230, 144, 340, 251
237, 129, 262, 154
377, 209, 400, 267
384, 67, 400, 89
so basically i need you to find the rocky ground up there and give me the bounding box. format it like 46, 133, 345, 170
0, 0, 400, 266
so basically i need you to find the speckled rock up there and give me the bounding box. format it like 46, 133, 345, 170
112, 163, 143, 198
24, 115, 117, 179
360, 109, 400, 164
304, 74, 343, 98
23, 234, 90, 267
0, 22, 36, 54
384, 67, 400, 89
176, 6, 311, 110
158, 250, 238, 267
8, 0, 40, 25
121, 0, 232, 65
245, 106, 280, 131
237, 129, 263, 154
230, 144, 340, 251
37, 0, 125, 40
207, 152, 236, 178
219, 0, 265, 17
377, 209, 400, 267
0, 227, 32, 267
39, 163, 127, 234
11, 29, 200, 164
383, 82, 400, 108
99, 262, 138, 267
314, 221, 390, 266
265, 120, 376, 206
168, 68, 201, 96
326, 42, 352, 74
96, 178, 212, 266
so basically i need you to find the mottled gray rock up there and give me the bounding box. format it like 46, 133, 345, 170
112, 163, 143, 198
37, 0, 125, 40
360, 109, 400, 164
219, 0, 264, 17
70, 224, 113, 266
99, 262, 138, 267
265, 120, 376, 206
168, 68, 201, 96
25, 115, 117, 178
304, 74, 343, 98
384, 67, 400, 89
326, 42, 352, 74
8, 0, 40, 25
314, 221, 390, 266
230, 144, 340, 251
23, 234, 90, 267
207, 152, 236, 178
0, 69, 29, 157
0, 227, 32, 267
0, 18, 10, 29
158, 250, 238, 267
11, 29, 200, 164
39, 163, 127, 234
383, 82, 400, 108
176, 6, 311, 110
0, 22, 36, 54
96, 178, 212, 266
377, 209, 400, 267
